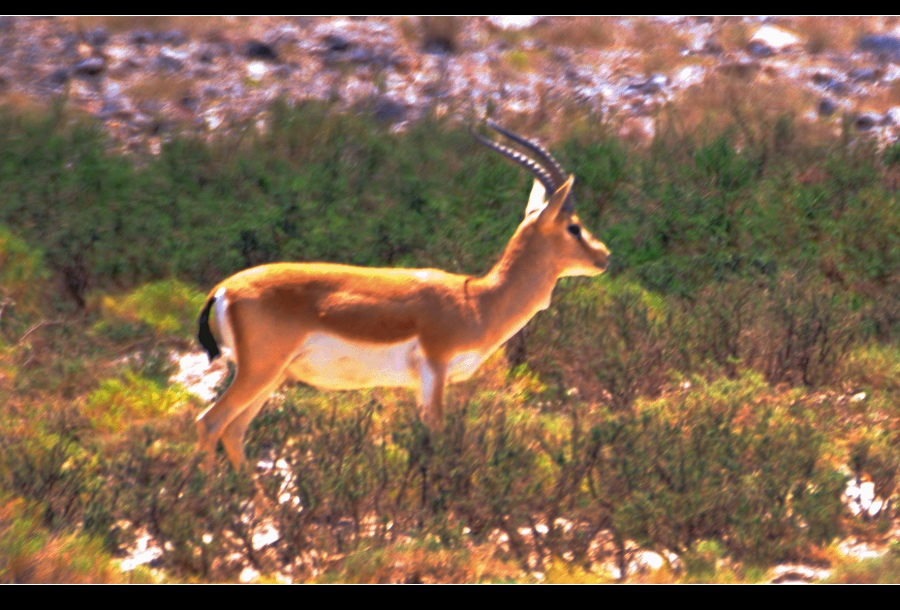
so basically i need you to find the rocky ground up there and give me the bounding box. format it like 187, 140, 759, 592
2, 16, 900, 152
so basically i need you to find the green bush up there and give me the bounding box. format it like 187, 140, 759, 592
583, 373, 846, 562
95, 279, 206, 341
0, 226, 50, 336
83, 371, 193, 434
527, 275, 673, 409
0, 493, 144, 583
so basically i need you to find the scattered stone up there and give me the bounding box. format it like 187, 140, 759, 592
811, 70, 834, 85
825, 79, 851, 95
100, 97, 127, 118
717, 60, 761, 79
129, 29, 157, 46
84, 26, 109, 47
818, 97, 839, 117
197, 45, 217, 64
749, 24, 801, 56
346, 47, 379, 65
629, 551, 665, 575
242, 40, 278, 61
179, 93, 200, 112
702, 39, 724, 55
44, 67, 70, 88
323, 34, 351, 52
857, 34, 900, 62
273, 64, 294, 80
487, 16, 542, 31
158, 29, 187, 46
811, 70, 849, 95
370, 97, 407, 123
155, 48, 185, 72
845, 479, 886, 518
0, 16, 15, 32
771, 564, 830, 584
319, 33, 392, 68
839, 537, 886, 560
72, 56, 105, 77
420, 16, 459, 54
747, 41, 775, 58
202, 85, 223, 99
628, 73, 667, 95
246, 61, 268, 81
848, 66, 884, 82
854, 112, 880, 131
60, 32, 80, 58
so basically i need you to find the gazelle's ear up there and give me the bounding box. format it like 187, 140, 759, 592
537, 175, 574, 227
525, 178, 546, 216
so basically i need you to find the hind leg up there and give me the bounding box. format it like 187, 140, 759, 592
218, 384, 281, 469
196, 364, 285, 469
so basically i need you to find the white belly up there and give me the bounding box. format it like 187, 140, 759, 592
287, 333, 488, 391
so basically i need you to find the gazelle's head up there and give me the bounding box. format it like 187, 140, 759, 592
472, 120, 610, 278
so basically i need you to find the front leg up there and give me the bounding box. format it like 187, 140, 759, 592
417, 359, 448, 430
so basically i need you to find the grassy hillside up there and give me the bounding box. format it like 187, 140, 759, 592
1, 100, 898, 582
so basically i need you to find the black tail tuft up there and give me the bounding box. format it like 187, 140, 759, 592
198, 296, 221, 362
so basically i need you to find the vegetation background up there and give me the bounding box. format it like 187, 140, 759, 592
1, 17, 900, 583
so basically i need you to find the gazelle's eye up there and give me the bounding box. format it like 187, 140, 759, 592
567, 224, 582, 239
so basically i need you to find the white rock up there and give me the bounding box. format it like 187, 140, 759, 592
751, 25, 801, 51
488, 16, 542, 31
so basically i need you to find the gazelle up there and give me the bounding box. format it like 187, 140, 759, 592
196, 120, 610, 469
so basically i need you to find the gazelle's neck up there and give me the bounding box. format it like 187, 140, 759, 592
471, 225, 561, 346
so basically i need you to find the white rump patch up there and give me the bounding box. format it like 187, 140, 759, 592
214, 287, 235, 355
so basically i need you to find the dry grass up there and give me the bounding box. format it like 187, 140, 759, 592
125, 76, 195, 114
60, 16, 303, 43
312, 537, 525, 584
536, 17, 616, 49
786, 16, 892, 54
715, 18, 753, 52
823, 551, 900, 584
626, 19, 688, 53
420, 16, 462, 53
859, 80, 900, 115
66, 16, 181, 33
0, 92, 52, 119
0, 496, 139, 583
657, 72, 833, 148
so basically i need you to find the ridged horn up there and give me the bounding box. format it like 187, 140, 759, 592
485, 119, 567, 187
472, 121, 575, 214
470, 127, 558, 195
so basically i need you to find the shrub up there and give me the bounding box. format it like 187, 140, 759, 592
583, 373, 846, 562
83, 372, 193, 434
0, 226, 50, 336
96, 280, 206, 342
527, 275, 673, 410
0, 494, 140, 583
824, 548, 900, 584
